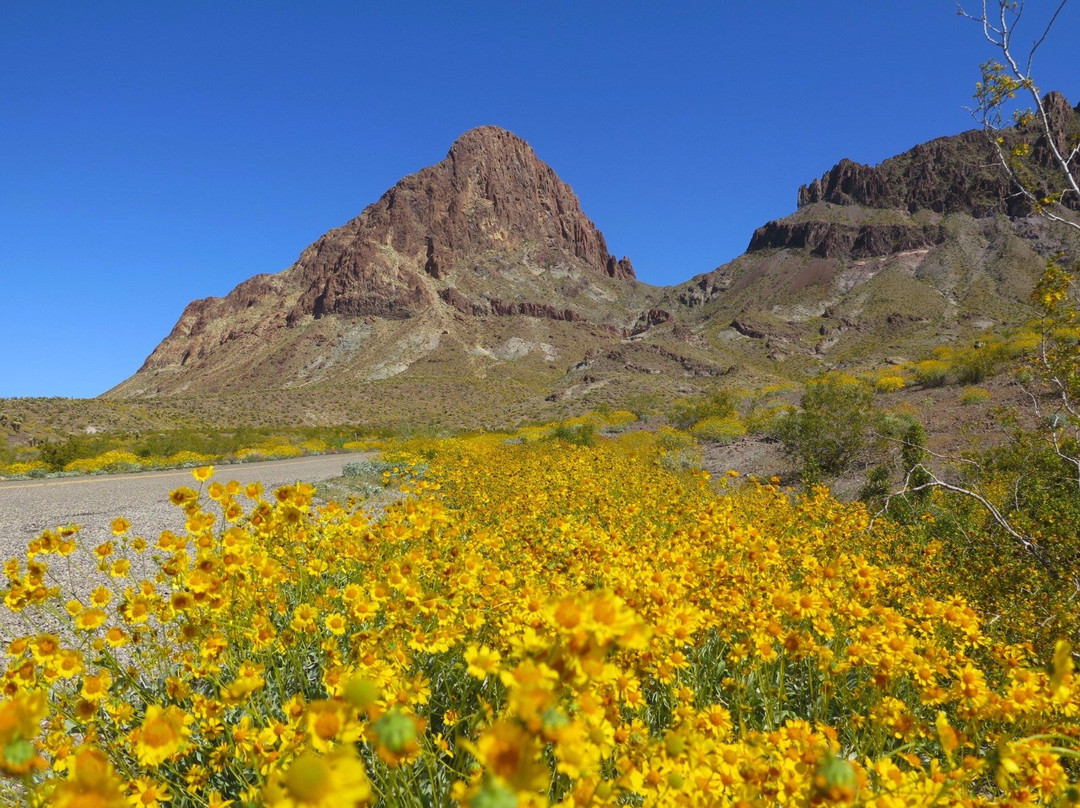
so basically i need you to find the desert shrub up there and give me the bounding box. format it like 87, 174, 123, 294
36, 437, 83, 471
163, 450, 215, 467
913, 359, 950, 387
0, 460, 50, 477
738, 386, 793, 434
546, 422, 596, 447
561, 413, 605, 429
775, 375, 879, 478
513, 425, 550, 444
623, 392, 663, 422
233, 447, 268, 462
960, 387, 991, 405
655, 425, 701, 470
1004, 329, 1043, 358
858, 463, 892, 505
342, 458, 396, 478
689, 415, 745, 444
242, 441, 303, 461
602, 409, 638, 429
888, 432, 1080, 647
874, 374, 906, 393
873, 418, 935, 522
668, 391, 737, 430
1051, 324, 1080, 343
954, 349, 997, 384
63, 449, 144, 474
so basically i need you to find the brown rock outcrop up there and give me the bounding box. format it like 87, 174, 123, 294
630, 308, 672, 335
797, 92, 1080, 218
288, 126, 633, 322
438, 287, 481, 315
748, 220, 947, 258
487, 299, 582, 322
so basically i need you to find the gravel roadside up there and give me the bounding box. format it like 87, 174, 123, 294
0, 452, 362, 573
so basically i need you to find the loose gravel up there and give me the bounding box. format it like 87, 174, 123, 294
0, 454, 362, 639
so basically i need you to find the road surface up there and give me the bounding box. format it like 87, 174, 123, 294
0, 453, 359, 563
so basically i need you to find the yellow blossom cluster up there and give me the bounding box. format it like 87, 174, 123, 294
0, 432, 1077, 807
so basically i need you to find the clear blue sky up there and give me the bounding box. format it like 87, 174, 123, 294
2, 1, 1076, 398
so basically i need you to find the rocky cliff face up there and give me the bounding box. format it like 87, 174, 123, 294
128, 126, 638, 379
748, 218, 947, 259
797, 92, 1080, 218
748, 92, 1080, 259
285, 126, 634, 324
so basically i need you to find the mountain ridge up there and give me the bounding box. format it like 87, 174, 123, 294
106, 97, 1080, 426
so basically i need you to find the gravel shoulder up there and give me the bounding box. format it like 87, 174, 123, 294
0, 453, 363, 563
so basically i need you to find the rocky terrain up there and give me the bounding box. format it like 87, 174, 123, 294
94, 95, 1080, 428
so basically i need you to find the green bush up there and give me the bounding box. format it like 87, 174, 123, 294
775, 376, 879, 477
546, 422, 596, 447
954, 350, 997, 384
37, 437, 83, 471
960, 387, 991, 405
668, 392, 737, 431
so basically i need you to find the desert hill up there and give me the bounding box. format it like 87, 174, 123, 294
103, 97, 1080, 428
658, 92, 1080, 374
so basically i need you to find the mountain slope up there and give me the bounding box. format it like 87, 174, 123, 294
109, 128, 648, 394
107, 127, 743, 425
659, 92, 1080, 372
104, 97, 1080, 427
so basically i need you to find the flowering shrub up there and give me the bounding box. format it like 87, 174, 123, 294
0, 461, 50, 478
601, 409, 637, 428
163, 450, 216, 468
689, 415, 745, 444
914, 360, 951, 388
63, 450, 143, 474
1, 436, 1077, 807
233, 442, 305, 462
874, 375, 906, 393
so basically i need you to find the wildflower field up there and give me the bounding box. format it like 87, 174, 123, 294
1, 430, 1077, 807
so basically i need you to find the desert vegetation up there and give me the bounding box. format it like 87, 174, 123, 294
2, 425, 1078, 807
0, 426, 378, 480
3, 3, 1079, 805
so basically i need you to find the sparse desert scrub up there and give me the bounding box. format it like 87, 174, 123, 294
960, 387, 992, 405
0, 428, 368, 480
912, 359, 951, 388
1, 436, 1076, 806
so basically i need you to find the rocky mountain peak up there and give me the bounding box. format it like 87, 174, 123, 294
1037, 90, 1076, 129
122, 126, 638, 385
281, 125, 634, 322
446, 125, 534, 163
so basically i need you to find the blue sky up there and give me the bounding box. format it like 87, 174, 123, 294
2, 1, 1077, 398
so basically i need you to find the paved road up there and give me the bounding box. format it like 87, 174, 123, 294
0, 453, 359, 563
